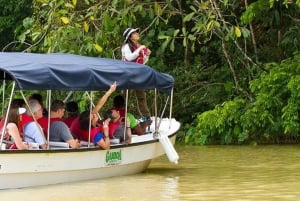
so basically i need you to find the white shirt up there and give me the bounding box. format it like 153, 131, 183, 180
121, 44, 149, 64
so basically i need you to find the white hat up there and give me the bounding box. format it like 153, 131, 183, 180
123, 28, 139, 42
18, 107, 26, 114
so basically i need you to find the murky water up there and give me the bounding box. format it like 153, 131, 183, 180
2, 145, 300, 201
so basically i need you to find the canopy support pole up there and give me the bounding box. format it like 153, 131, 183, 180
0, 81, 16, 149
169, 88, 174, 129
63, 91, 74, 103
85, 91, 101, 120
1, 73, 6, 116
46, 90, 52, 149
123, 90, 129, 141
157, 95, 170, 129
153, 89, 158, 138
88, 91, 93, 147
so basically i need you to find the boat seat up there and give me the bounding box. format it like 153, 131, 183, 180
49, 140, 121, 149
110, 138, 120, 144
80, 139, 120, 146
49, 141, 70, 149
27, 142, 40, 150
79, 141, 96, 148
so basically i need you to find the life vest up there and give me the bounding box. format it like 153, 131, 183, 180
108, 121, 120, 138
38, 117, 48, 137
70, 117, 103, 142
19, 114, 34, 133
34, 117, 62, 138
0, 122, 22, 150
0, 121, 13, 149
123, 44, 147, 64
63, 116, 77, 128
113, 107, 125, 118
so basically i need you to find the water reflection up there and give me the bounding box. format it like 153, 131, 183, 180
2, 145, 300, 201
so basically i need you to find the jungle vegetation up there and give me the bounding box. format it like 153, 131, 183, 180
1, 0, 300, 145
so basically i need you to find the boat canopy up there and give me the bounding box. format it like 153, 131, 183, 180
0, 52, 174, 93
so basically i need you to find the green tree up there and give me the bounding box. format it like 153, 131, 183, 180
0, 0, 33, 51
186, 52, 300, 145
12, 0, 300, 144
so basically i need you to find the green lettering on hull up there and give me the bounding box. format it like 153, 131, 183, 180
105, 149, 122, 165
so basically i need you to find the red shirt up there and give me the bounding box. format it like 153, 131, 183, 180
70, 117, 103, 142
63, 116, 77, 128
37, 117, 49, 137
36, 117, 63, 138
19, 114, 33, 133
126, 44, 148, 64
113, 107, 125, 118
108, 121, 120, 138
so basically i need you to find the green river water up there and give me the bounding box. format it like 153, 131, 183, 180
1, 145, 300, 201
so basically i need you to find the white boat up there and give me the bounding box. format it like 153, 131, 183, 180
0, 52, 180, 190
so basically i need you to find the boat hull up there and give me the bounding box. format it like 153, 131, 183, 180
0, 118, 179, 190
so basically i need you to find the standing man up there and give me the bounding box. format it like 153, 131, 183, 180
121, 27, 151, 119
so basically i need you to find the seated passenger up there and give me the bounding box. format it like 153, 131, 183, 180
37, 116, 48, 137
11, 98, 26, 108
23, 99, 47, 149
70, 82, 117, 149
105, 109, 132, 144
0, 107, 32, 149
10, 98, 26, 132
63, 101, 79, 127
112, 95, 151, 135
71, 111, 110, 149
28, 93, 48, 117
28, 94, 49, 135
49, 100, 80, 148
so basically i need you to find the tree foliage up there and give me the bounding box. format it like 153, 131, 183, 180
1, 0, 300, 144
0, 0, 33, 50
186, 52, 300, 145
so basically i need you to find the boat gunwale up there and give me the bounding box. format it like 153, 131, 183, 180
0, 132, 178, 154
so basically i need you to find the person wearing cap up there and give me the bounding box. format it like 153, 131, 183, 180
121, 27, 151, 64
121, 27, 151, 118
0, 107, 32, 149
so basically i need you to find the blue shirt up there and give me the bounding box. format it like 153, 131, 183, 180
24, 122, 46, 145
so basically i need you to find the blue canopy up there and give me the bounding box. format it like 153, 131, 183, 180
0, 52, 174, 93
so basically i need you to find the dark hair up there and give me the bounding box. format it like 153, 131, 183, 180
113, 95, 125, 108
66, 101, 79, 115
28, 93, 43, 105
11, 99, 25, 108
51, 100, 65, 112
127, 40, 136, 52
78, 110, 91, 130
7, 108, 20, 126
